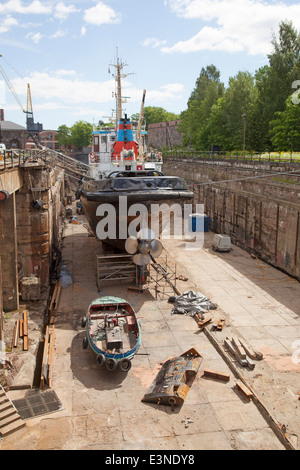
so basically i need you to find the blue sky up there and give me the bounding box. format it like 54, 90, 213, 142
0, 0, 300, 130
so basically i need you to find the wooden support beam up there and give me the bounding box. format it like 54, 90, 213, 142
23, 311, 28, 351
40, 325, 55, 389
235, 380, 254, 401
12, 320, 19, 348
195, 316, 212, 329
49, 282, 62, 325
40, 326, 49, 389
212, 318, 226, 330
202, 369, 230, 382
48, 326, 55, 388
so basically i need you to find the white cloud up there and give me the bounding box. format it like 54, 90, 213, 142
54, 2, 79, 21
11, 71, 117, 105
147, 83, 185, 102
164, 0, 300, 55
81, 26, 87, 37
8, 71, 184, 116
0, 0, 52, 15
83, 1, 121, 26
0, 15, 18, 34
26, 31, 43, 43
142, 37, 167, 48
50, 30, 67, 39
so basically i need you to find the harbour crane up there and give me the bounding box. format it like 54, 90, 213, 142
0, 54, 43, 146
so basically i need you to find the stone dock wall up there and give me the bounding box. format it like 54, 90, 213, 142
163, 157, 300, 280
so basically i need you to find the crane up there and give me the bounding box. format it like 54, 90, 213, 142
137, 89, 146, 161
0, 54, 43, 146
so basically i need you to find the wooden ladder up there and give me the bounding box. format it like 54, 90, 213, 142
0, 385, 26, 438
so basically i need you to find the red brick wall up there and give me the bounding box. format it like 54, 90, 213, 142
148, 121, 182, 149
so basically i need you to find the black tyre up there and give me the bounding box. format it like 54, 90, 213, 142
106, 358, 118, 371
96, 354, 106, 368
81, 316, 86, 328
119, 358, 132, 372
82, 337, 88, 349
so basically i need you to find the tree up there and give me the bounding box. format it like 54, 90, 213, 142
69, 121, 93, 150
143, 107, 179, 130
270, 97, 300, 151
253, 21, 300, 149
204, 71, 257, 151
178, 65, 224, 149
57, 124, 71, 147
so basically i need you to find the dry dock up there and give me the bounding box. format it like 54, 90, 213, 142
1, 213, 300, 451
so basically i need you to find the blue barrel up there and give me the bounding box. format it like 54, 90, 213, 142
189, 214, 209, 233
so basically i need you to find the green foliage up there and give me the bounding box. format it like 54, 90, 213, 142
70, 121, 93, 150
57, 121, 93, 150
178, 65, 224, 149
57, 124, 71, 147
143, 107, 179, 130
270, 97, 300, 151
178, 21, 300, 152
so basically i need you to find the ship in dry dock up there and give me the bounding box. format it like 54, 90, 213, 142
77, 56, 194, 254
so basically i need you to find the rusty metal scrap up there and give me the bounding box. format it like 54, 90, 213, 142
142, 348, 202, 407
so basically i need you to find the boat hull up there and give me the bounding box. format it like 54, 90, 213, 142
79, 175, 194, 250
84, 296, 141, 369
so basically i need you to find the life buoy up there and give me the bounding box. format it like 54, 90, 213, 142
89, 152, 97, 162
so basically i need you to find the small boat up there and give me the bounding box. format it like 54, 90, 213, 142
81, 296, 141, 372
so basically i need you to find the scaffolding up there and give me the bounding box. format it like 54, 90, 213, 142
149, 256, 179, 300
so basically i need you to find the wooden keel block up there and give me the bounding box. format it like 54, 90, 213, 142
202, 369, 230, 382
235, 380, 253, 401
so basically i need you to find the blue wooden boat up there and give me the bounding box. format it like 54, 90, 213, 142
81, 296, 141, 372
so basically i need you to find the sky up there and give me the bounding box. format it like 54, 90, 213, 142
0, 0, 300, 130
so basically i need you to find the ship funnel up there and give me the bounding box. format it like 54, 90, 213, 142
125, 228, 163, 266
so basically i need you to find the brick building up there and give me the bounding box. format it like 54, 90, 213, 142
0, 109, 26, 149
39, 130, 59, 150
147, 120, 182, 149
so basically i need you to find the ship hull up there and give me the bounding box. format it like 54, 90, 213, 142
79, 175, 194, 250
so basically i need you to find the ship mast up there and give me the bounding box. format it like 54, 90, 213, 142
110, 51, 133, 126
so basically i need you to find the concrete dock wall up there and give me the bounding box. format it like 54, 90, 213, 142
163, 158, 300, 280
0, 164, 65, 311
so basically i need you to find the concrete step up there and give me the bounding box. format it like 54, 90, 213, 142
0, 407, 16, 421
0, 416, 26, 437
0, 411, 21, 428
0, 400, 11, 413
0, 386, 26, 437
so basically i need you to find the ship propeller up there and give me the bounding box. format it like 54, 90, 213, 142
125, 228, 163, 266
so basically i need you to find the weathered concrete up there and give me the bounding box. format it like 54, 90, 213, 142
0, 192, 19, 311
1, 219, 299, 451
0, 167, 23, 195
163, 158, 300, 280
0, 163, 65, 311
16, 165, 65, 290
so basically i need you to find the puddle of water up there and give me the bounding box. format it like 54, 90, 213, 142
60, 265, 73, 288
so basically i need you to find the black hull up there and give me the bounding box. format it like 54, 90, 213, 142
79, 175, 194, 250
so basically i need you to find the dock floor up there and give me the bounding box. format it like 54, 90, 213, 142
1, 217, 300, 450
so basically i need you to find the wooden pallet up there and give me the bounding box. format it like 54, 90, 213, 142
0, 385, 26, 437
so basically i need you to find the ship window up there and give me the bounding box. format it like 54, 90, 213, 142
94, 136, 99, 145
101, 136, 107, 144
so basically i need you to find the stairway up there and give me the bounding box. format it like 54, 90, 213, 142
0, 386, 26, 437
